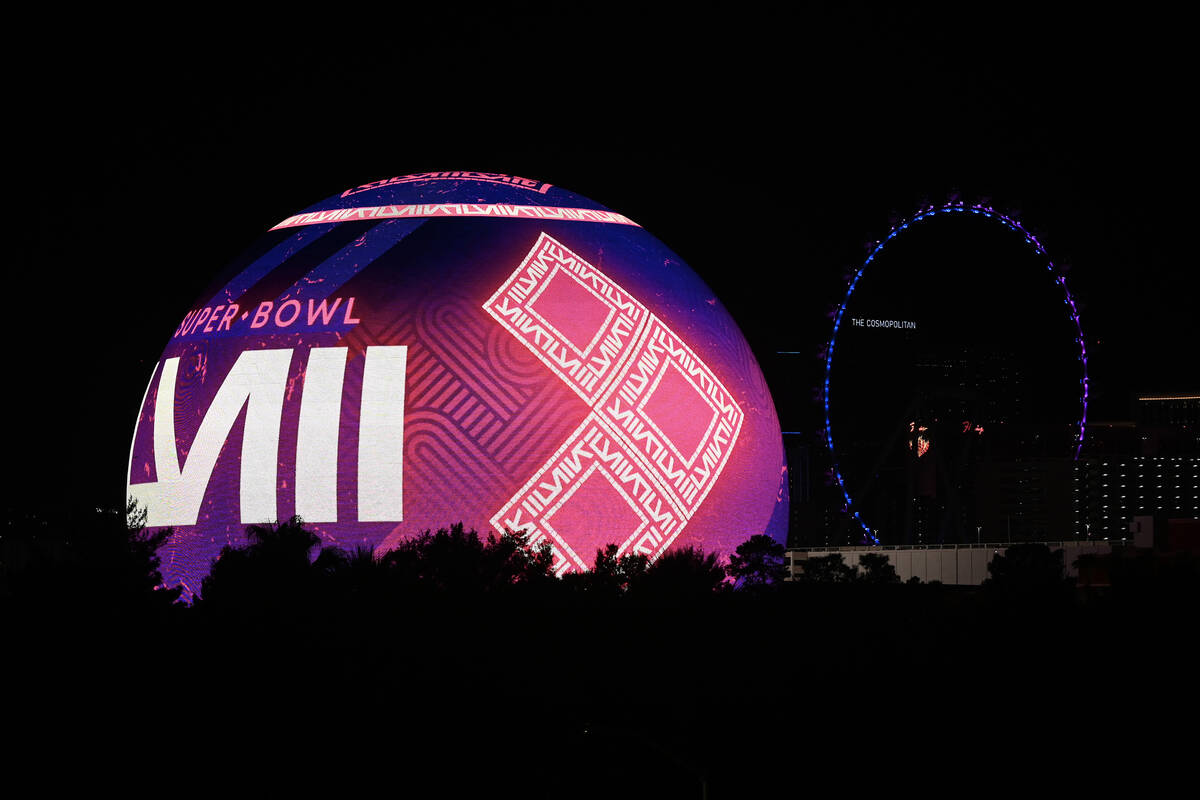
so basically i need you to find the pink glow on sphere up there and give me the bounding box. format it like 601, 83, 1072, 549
127, 172, 787, 595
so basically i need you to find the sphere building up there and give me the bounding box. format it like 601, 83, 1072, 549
127, 172, 787, 594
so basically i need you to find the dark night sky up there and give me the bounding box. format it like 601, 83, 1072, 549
10, 6, 1194, 511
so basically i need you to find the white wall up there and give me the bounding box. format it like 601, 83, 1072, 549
786, 541, 1112, 585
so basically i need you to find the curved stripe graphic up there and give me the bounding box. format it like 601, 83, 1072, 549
484, 233, 743, 575
272, 204, 641, 230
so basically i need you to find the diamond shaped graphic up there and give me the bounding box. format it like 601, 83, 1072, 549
490, 413, 687, 575
486, 235, 743, 575
542, 463, 647, 571
526, 266, 616, 355
639, 360, 720, 467
596, 316, 744, 515
483, 233, 650, 404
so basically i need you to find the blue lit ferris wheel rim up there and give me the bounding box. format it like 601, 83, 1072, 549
822, 202, 1089, 544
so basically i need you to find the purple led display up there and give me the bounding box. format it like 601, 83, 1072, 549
127, 173, 788, 595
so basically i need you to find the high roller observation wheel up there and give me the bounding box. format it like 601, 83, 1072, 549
822, 202, 1089, 545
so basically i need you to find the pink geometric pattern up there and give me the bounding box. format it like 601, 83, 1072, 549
543, 463, 649, 564
638, 361, 721, 470
340, 172, 554, 197
483, 233, 650, 406
594, 315, 742, 517
485, 234, 743, 575
526, 268, 615, 355
272, 205, 640, 231
490, 413, 686, 575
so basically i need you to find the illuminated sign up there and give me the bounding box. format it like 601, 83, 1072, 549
850, 318, 917, 330
341, 172, 553, 197
128, 174, 787, 595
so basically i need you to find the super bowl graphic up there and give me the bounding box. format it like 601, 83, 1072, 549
128, 173, 787, 595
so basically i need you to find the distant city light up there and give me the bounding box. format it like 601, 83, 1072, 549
1136, 394, 1200, 402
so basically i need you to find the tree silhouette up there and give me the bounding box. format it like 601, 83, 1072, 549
576, 543, 648, 596
727, 534, 787, 587
382, 521, 487, 593
2, 498, 181, 613
195, 515, 323, 616
630, 545, 727, 601
795, 553, 857, 583
485, 528, 556, 590
379, 522, 554, 594
857, 553, 900, 583
3, 500, 182, 727
982, 542, 1073, 601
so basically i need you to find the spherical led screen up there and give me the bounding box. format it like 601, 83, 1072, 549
128, 172, 788, 595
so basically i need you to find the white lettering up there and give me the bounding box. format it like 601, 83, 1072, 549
129, 349, 293, 526
129, 345, 408, 528
295, 348, 347, 522
852, 318, 917, 330
357, 346, 408, 521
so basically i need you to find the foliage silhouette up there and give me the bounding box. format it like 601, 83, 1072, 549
3, 499, 182, 743
629, 545, 727, 601
982, 542, 1073, 602
794, 552, 857, 583
2, 498, 181, 614
727, 533, 787, 587
857, 552, 900, 583
194, 520, 559, 621
197, 515, 321, 614
380, 522, 555, 594
6, 504, 1197, 791
568, 543, 650, 596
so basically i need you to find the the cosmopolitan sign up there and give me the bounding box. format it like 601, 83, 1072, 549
128, 174, 788, 595
850, 318, 917, 330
